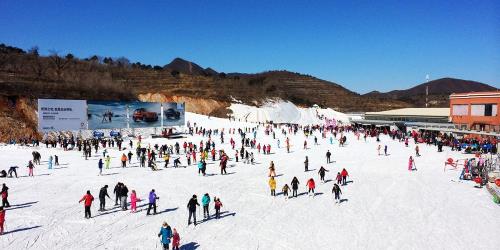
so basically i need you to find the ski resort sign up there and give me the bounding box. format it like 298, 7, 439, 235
38, 99, 87, 132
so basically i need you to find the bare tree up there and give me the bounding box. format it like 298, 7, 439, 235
49, 50, 70, 81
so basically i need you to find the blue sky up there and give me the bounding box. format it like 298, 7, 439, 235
1, 0, 498, 93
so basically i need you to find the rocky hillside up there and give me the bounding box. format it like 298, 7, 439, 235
364, 78, 497, 107
0, 43, 494, 141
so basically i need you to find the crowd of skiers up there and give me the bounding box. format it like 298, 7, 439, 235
4, 115, 499, 247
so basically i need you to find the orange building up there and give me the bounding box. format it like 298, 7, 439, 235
450, 92, 500, 132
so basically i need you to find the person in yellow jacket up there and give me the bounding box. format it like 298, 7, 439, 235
268, 176, 277, 196
105, 155, 111, 169
163, 154, 170, 168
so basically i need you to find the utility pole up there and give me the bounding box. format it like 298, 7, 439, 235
425, 74, 430, 108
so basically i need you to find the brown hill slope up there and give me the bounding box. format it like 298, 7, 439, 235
364, 78, 497, 107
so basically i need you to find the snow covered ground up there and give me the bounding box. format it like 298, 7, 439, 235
230, 100, 350, 125
0, 112, 499, 250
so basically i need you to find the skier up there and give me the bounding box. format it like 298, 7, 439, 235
105, 155, 111, 169
187, 195, 200, 226
291, 177, 300, 198
127, 151, 133, 164
384, 145, 388, 156
113, 182, 122, 206
172, 228, 180, 250
98, 159, 104, 175
269, 176, 277, 196
377, 145, 381, 155
54, 155, 59, 166
408, 156, 415, 171
202, 193, 211, 219
98, 185, 110, 211
318, 166, 329, 183
158, 221, 173, 250
326, 150, 332, 164
332, 183, 342, 203
304, 156, 309, 172
147, 189, 159, 215
7, 166, 18, 178
0, 206, 4, 235
121, 154, 127, 168
27, 160, 35, 177
282, 184, 290, 199
120, 184, 129, 210
336, 172, 342, 185
415, 145, 420, 157
1, 184, 9, 207
341, 168, 349, 185
306, 178, 316, 196
130, 190, 140, 213
79, 190, 94, 219
214, 197, 223, 219
268, 161, 276, 177
48, 155, 53, 169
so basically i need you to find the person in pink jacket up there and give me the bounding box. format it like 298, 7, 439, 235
130, 190, 141, 213
408, 156, 415, 171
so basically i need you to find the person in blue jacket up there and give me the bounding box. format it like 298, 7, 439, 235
48, 155, 53, 169
98, 159, 104, 175
147, 189, 159, 215
202, 193, 211, 219
158, 221, 172, 250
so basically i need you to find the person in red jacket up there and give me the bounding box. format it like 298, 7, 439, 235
172, 228, 180, 250
306, 178, 316, 196
0, 206, 5, 235
79, 190, 94, 219
341, 168, 349, 185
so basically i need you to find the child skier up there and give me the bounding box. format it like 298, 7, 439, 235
282, 184, 290, 199
172, 228, 180, 250
27, 160, 35, 177
336, 172, 342, 185
130, 190, 140, 213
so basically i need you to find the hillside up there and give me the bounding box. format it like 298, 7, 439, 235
364, 78, 497, 107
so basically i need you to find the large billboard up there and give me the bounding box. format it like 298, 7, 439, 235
88, 101, 161, 129
38, 99, 87, 132
162, 102, 185, 127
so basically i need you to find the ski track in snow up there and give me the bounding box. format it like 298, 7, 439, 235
0, 112, 499, 250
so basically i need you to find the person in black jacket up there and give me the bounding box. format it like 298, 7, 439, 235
326, 150, 332, 164
1, 184, 10, 207
98, 185, 110, 211
187, 195, 200, 226
291, 177, 300, 198
113, 182, 122, 206
332, 184, 342, 203
120, 184, 129, 210
318, 166, 329, 183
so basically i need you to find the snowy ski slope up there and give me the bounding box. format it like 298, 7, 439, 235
0, 113, 498, 250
